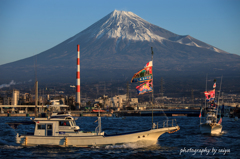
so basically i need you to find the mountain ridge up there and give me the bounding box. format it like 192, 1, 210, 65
0, 10, 239, 84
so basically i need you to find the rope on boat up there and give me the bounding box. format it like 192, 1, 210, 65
65, 137, 68, 147
155, 100, 168, 121
25, 137, 27, 146
168, 126, 180, 134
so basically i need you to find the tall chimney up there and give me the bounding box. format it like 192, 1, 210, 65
76, 45, 81, 109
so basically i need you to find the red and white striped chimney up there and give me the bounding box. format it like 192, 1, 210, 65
76, 45, 81, 109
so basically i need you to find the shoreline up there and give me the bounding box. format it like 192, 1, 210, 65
0, 109, 200, 117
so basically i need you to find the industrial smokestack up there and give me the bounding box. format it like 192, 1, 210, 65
76, 45, 81, 109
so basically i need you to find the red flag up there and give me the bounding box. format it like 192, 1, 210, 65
204, 89, 215, 100
213, 82, 216, 89
199, 107, 202, 118
144, 61, 153, 68
218, 118, 222, 124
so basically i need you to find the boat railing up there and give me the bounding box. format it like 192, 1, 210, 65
162, 119, 178, 128
95, 126, 99, 135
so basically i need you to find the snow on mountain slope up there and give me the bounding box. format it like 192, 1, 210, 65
69, 10, 173, 43
94, 10, 166, 42
172, 35, 227, 53
69, 10, 226, 54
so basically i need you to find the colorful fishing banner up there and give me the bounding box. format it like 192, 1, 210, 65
136, 80, 153, 95
204, 89, 215, 101
132, 75, 152, 83
131, 61, 153, 83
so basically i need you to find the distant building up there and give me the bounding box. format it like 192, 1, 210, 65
16, 93, 31, 112
67, 96, 75, 107
0, 96, 3, 105
130, 98, 138, 105
51, 95, 66, 105
95, 94, 138, 110
12, 89, 20, 105
23, 93, 31, 104
3, 97, 11, 105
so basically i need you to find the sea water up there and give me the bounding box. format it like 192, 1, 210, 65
0, 116, 239, 159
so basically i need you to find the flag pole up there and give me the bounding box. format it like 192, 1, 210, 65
202, 74, 208, 125
205, 74, 207, 110
151, 47, 154, 128
216, 76, 223, 123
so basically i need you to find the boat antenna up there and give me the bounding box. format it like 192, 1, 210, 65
201, 74, 208, 125
151, 47, 154, 127
205, 74, 208, 109
98, 104, 101, 134
216, 76, 223, 121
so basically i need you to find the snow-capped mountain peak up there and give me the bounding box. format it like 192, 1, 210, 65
69, 10, 167, 43
95, 10, 165, 42
69, 10, 227, 54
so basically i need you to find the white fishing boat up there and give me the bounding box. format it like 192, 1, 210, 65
6, 46, 180, 147
200, 78, 223, 135
7, 111, 179, 147
200, 106, 222, 134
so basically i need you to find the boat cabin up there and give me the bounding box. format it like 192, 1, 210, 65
205, 112, 217, 124
31, 112, 104, 137
33, 113, 80, 136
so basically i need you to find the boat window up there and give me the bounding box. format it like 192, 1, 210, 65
207, 117, 216, 121
72, 121, 76, 126
47, 124, 52, 129
46, 124, 52, 136
38, 124, 46, 129
59, 121, 70, 126
69, 121, 76, 126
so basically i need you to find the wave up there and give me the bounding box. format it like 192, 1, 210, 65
104, 140, 157, 149
0, 145, 23, 149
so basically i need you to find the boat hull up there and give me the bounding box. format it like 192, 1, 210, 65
16, 126, 179, 147
200, 123, 222, 135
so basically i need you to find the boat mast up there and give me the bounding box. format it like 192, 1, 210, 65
205, 74, 207, 110
216, 76, 223, 121
201, 74, 208, 125
151, 47, 154, 126
98, 104, 101, 134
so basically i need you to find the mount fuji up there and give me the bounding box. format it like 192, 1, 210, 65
0, 10, 239, 84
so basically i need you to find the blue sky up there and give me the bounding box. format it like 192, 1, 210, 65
0, 0, 239, 65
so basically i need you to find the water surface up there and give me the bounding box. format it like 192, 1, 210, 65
0, 116, 239, 158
